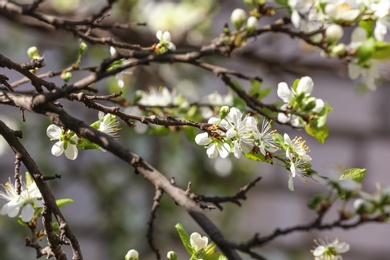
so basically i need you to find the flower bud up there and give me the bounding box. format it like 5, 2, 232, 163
246, 16, 258, 34
325, 24, 343, 43
125, 249, 139, 260
231, 8, 247, 30
79, 41, 88, 56
219, 106, 230, 119
27, 46, 41, 59
61, 71, 72, 82
331, 43, 347, 56
167, 251, 177, 260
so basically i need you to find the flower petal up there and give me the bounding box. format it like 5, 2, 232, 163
46, 125, 62, 139
195, 133, 210, 145
64, 144, 78, 160
51, 141, 64, 156
21, 204, 34, 222
277, 82, 293, 102
296, 76, 313, 95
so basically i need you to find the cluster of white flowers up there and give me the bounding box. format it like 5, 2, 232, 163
133, 0, 211, 38
277, 76, 324, 127
0, 173, 42, 222
195, 106, 278, 160
286, 1, 390, 90
288, 0, 389, 36
125, 231, 210, 260
137, 86, 181, 107
312, 238, 350, 260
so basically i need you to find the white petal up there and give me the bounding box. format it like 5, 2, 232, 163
291, 10, 301, 28
156, 30, 163, 41
226, 128, 236, 139
64, 144, 78, 160
110, 46, 117, 56
162, 31, 171, 42
51, 141, 64, 156
288, 174, 295, 191
195, 133, 210, 145
278, 113, 290, 123
313, 246, 326, 256
313, 98, 325, 113
284, 133, 292, 146
335, 242, 350, 253
277, 82, 293, 102
21, 204, 34, 222
1, 203, 20, 218
219, 143, 231, 159
98, 111, 105, 120
296, 76, 313, 95
206, 144, 218, 158
233, 143, 241, 159
46, 125, 62, 139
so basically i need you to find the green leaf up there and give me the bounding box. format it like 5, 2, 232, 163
307, 193, 323, 210
56, 198, 75, 208
77, 138, 100, 150
243, 151, 268, 162
233, 97, 246, 111
358, 21, 374, 38
340, 168, 366, 183
204, 242, 217, 255
292, 78, 300, 91
258, 86, 272, 99
316, 102, 332, 127
175, 223, 193, 255
357, 37, 376, 65
17, 217, 28, 227
372, 41, 390, 60
231, 79, 244, 91
305, 124, 329, 143
203, 253, 227, 260
249, 80, 261, 96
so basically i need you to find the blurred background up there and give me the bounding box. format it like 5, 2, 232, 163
0, 0, 389, 259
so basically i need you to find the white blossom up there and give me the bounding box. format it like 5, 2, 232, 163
156, 31, 176, 51
312, 238, 350, 260
138, 87, 181, 106
47, 125, 79, 160
224, 108, 256, 158
98, 112, 120, 138
254, 119, 278, 156
0, 174, 42, 222
190, 232, 208, 252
